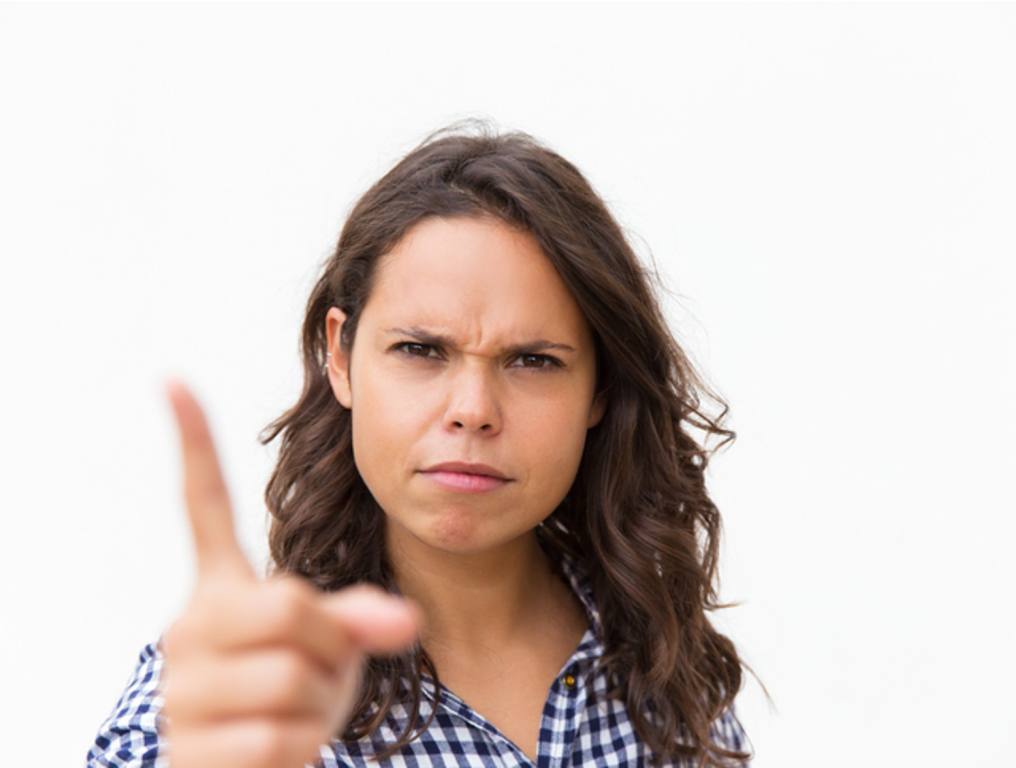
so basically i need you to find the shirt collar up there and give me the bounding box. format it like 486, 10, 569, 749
557, 549, 605, 646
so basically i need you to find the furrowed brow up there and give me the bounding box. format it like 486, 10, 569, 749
383, 326, 577, 356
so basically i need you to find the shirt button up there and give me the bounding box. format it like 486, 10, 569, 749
562, 673, 576, 688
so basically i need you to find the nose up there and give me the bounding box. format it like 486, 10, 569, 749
443, 365, 502, 434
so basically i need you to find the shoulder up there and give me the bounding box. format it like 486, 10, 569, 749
709, 700, 753, 765
85, 639, 166, 767
85, 639, 361, 768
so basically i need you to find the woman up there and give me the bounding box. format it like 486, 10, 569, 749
86, 120, 760, 768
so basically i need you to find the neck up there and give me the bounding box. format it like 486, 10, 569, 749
385, 520, 560, 658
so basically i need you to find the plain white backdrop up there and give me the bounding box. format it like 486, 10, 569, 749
1, 2, 1014, 765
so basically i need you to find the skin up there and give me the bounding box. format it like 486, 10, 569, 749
159, 379, 423, 768
324, 214, 605, 675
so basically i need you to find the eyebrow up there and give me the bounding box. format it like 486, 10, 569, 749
383, 326, 577, 356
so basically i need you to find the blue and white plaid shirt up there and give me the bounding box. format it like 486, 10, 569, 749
86, 554, 751, 767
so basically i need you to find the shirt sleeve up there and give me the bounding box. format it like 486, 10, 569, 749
84, 638, 167, 768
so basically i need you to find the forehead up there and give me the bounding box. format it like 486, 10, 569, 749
364, 216, 589, 340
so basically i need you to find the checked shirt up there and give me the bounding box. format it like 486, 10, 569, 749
86, 553, 751, 767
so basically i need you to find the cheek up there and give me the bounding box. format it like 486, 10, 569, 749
349, 368, 423, 504
518, 400, 592, 506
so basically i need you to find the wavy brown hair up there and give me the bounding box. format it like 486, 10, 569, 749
259, 118, 765, 767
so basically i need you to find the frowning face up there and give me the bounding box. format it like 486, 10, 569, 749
326, 215, 605, 557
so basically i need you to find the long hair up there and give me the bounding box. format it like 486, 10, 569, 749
259, 118, 764, 767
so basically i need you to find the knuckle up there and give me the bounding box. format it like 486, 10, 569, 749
263, 578, 310, 635
161, 617, 197, 659
164, 588, 232, 656
159, 665, 189, 717
183, 585, 229, 633
345, 582, 387, 599
246, 721, 291, 766
268, 651, 316, 705
276, 574, 316, 602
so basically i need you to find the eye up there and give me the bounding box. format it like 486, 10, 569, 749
393, 342, 439, 359
511, 353, 563, 371
391, 343, 563, 372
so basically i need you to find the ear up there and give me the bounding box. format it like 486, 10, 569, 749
325, 306, 353, 409
587, 388, 607, 429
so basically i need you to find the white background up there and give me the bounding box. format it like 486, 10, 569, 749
1, 2, 1014, 766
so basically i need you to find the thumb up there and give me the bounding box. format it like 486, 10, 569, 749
319, 585, 425, 655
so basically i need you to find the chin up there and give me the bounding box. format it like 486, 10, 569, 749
422, 508, 532, 555
427, 510, 489, 551
387, 499, 526, 555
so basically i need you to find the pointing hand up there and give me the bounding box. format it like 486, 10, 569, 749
159, 378, 422, 768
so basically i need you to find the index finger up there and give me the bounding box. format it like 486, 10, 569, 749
164, 376, 254, 582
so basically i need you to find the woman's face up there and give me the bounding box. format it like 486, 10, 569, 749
325, 215, 605, 555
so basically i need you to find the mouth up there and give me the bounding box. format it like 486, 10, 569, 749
417, 469, 512, 493
419, 461, 511, 480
